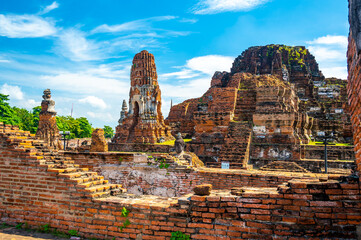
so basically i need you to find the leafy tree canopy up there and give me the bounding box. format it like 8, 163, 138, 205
103, 125, 114, 138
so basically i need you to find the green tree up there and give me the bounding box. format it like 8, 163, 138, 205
76, 117, 92, 138
12, 107, 33, 132
56, 116, 92, 139
103, 125, 114, 138
0, 94, 16, 125
31, 106, 41, 133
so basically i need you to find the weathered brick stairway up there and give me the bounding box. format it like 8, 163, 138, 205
217, 121, 252, 169
0, 123, 126, 199
213, 79, 256, 169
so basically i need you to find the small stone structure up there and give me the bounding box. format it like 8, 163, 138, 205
113, 50, 173, 144
193, 184, 212, 196
90, 128, 108, 152
35, 89, 60, 149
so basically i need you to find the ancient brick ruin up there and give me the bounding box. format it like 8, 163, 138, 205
112, 50, 173, 144
348, 0, 361, 174
1, 1, 361, 239
168, 45, 354, 171
90, 128, 108, 152
36, 89, 60, 149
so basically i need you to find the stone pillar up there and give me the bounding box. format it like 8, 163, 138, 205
90, 128, 108, 152
36, 89, 60, 149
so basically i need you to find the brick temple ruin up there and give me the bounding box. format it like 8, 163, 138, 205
1, 1, 361, 239
112, 50, 173, 144
167, 45, 354, 171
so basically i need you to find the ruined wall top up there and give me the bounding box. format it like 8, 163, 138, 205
349, 0, 361, 53
230, 45, 323, 79
130, 50, 158, 87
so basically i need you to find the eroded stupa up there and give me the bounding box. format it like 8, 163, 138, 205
113, 50, 173, 143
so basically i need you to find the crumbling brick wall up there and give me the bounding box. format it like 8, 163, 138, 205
348, 0, 361, 174
1, 124, 361, 239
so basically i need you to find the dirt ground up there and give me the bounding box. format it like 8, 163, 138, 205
0, 225, 74, 240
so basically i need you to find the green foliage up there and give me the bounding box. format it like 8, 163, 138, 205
118, 219, 131, 232
103, 125, 114, 138
150, 157, 170, 169
15, 222, 24, 229
38, 224, 51, 233
0, 223, 10, 229
171, 231, 190, 240
68, 229, 78, 236
12, 106, 40, 133
118, 207, 131, 232
0, 94, 17, 125
57, 116, 92, 139
121, 207, 129, 217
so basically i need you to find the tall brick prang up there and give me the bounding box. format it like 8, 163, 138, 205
113, 50, 173, 144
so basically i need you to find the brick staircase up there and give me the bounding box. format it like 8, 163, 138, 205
0, 123, 126, 199
211, 121, 252, 169
233, 82, 257, 122
208, 77, 256, 169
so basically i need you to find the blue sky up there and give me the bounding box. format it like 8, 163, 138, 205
0, 0, 348, 128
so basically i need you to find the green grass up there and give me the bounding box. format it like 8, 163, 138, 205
155, 139, 192, 145
0, 223, 11, 229
306, 141, 352, 146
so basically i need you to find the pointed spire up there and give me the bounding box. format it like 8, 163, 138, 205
170, 99, 173, 109
122, 99, 128, 111
119, 99, 128, 125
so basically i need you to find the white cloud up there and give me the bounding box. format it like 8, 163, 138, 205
38, 1, 59, 15
92, 16, 177, 34
192, 0, 270, 14
187, 55, 233, 75
0, 59, 10, 63
56, 17, 189, 62
87, 111, 115, 122
306, 35, 347, 79
307, 46, 345, 62
179, 18, 198, 24
79, 96, 107, 109
56, 28, 100, 61
161, 55, 233, 79
307, 35, 348, 48
0, 84, 38, 110
161, 69, 201, 79
321, 67, 348, 79
21, 99, 38, 109
40, 65, 129, 95
0, 14, 56, 38
159, 55, 234, 115
162, 78, 211, 99
0, 84, 24, 100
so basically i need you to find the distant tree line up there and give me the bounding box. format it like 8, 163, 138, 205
0, 94, 114, 138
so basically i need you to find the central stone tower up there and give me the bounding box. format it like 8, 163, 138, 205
113, 50, 173, 143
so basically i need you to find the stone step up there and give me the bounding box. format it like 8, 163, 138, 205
68, 175, 105, 184
80, 183, 117, 193
59, 171, 99, 179
48, 167, 88, 174
77, 179, 109, 188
